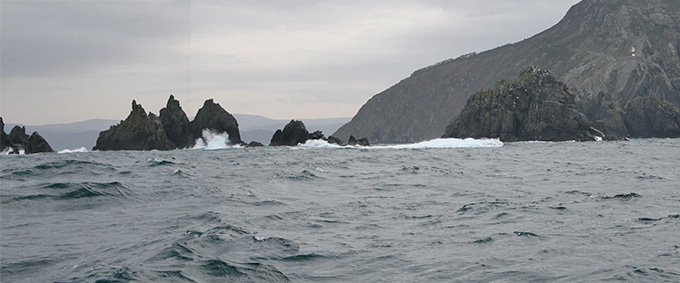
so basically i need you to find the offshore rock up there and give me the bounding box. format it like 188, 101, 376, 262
93, 100, 175, 151
159, 95, 192, 148
1, 118, 54, 154
95, 97, 245, 151
443, 67, 602, 142
327, 136, 346, 146
246, 141, 264, 147
0, 117, 9, 151
309, 130, 325, 140
348, 135, 358, 146
28, 132, 54, 153
190, 99, 243, 146
270, 120, 310, 146
8, 126, 30, 149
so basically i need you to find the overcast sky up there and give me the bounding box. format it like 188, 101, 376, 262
1, 0, 580, 125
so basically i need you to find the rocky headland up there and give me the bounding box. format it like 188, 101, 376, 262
443, 67, 604, 142
335, 0, 680, 143
1, 117, 54, 154
94, 95, 244, 151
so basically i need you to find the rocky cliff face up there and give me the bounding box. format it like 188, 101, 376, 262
1, 117, 54, 154
159, 95, 192, 148
335, 0, 680, 143
443, 67, 602, 142
93, 101, 176, 151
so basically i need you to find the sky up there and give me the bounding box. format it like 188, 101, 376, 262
1, 0, 580, 125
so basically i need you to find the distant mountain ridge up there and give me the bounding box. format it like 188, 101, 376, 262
334, 0, 680, 143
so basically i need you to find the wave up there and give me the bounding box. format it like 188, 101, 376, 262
5, 182, 128, 203
192, 129, 243, 150
1, 147, 24, 155
377, 138, 503, 149
299, 138, 503, 149
58, 147, 88, 153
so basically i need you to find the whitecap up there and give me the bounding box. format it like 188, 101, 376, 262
58, 147, 88, 153
296, 138, 502, 149
299, 139, 345, 149
254, 236, 270, 241
192, 129, 242, 150
372, 138, 503, 149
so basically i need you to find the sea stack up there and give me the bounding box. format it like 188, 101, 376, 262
270, 120, 312, 146
94, 96, 245, 151
1, 117, 54, 154
159, 95, 192, 148
93, 100, 175, 151
189, 99, 243, 146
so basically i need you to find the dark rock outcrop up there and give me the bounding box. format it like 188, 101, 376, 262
623, 96, 680, 138
327, 136, 346, 146
8, 126, 29, 149
443, 67, 602, 142
1, 117, 54, 154
268, 120, 351, 146
93, 100, 175, 151
189, 99, 243, 145
28, 132, 54, 153
270, 120, 310, 146
159, 95, 192, 148
246, 141, 264, 147
335, 0, 680, 143
347, 135, 371, 146
309, 130, 325, 140
94, 96, 245, 151
0, 118, 9, 151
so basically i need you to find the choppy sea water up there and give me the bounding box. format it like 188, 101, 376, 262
1, 138, 679, 282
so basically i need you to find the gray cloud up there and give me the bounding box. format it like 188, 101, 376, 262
1, 1, 190, 77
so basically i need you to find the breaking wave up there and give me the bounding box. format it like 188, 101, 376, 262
374, 138, 503, 149
299, 138, 503, 149
58, 147, 89, 154
192, 129, 242, 150
1, 147, 24, 155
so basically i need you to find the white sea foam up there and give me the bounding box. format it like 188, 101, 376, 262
299, 139, 346, 149
58, 147, 88, 153
297, 138, 503, 149
1, 148, 25, 155
373, 138, 503, 149
192, 129, 242, 150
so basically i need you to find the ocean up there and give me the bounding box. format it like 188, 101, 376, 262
1, 138, 679, 282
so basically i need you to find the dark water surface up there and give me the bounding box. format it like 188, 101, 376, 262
1, 139, 679, 282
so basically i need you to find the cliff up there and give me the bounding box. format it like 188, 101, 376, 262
335, 0, 680, 143
93, 101, 175, 151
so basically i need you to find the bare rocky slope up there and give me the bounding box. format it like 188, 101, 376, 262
443, 67, 603, 142
334, 0, 680, 143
